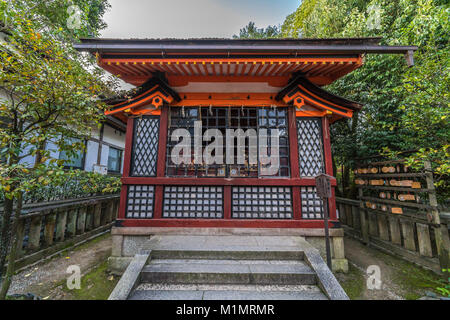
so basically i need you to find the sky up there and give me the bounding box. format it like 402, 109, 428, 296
100, 0, 299, 39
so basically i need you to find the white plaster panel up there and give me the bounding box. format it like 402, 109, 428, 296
103, 124, 125, 148
100, 144, 110, 167
84, 140, 99, 172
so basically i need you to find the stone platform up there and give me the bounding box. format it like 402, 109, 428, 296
108, 235, 348, 300
109, 227, 348, 274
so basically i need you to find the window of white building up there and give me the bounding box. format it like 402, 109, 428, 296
108, 146, 123, 173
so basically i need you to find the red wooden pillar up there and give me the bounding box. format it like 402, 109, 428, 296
288, 106, 302, 220
223, 186, 231, 219
118, 117, 135, 219
153, 106, 169, 219
322, 116, 337, 220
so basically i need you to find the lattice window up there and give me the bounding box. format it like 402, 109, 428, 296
166, 106, 290, 178
259, 108, 290, 177
297, 118, 324, 177
126, 185, 155, 218
228, 107, 258, 177
166, 107, 200, 177
130, 116, 160, 176
162, 186, 223, 218
301, 187, 324, 219
232, 186, 293, 219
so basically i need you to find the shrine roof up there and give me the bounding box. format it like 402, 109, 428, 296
74, 37, 416, 54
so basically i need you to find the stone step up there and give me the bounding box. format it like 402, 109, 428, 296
141, 260, 316, 285
149, 258, 306, 265
128, 284, 327, 300
150, 249, 304, 261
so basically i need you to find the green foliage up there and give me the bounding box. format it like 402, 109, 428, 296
397, 2, 450, 183
280, 0, 449, 200
233, 21, 281, 39
436, 269, 450, 297
0, 167, 121, 204
0, 1, 116, 298
0, 1, 118, 199
1, 0, 111, 40
281, 0, 368, 38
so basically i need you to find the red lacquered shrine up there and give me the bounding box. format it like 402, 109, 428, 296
75, 38, 416, 230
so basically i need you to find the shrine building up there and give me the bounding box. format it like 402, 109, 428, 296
75, 37, 416, 271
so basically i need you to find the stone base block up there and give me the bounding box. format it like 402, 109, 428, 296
332, 258, 349, 273
108, 256, 133, 275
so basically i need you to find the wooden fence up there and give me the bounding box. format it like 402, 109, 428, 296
336, 160, 450, 274
2, 194, 119, 271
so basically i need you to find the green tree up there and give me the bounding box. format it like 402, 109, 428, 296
1, 0, 111, 39
233, 21, 281, 39
280, 0, 449, 199
396, 1, 449, 198
0, 0, 117, 299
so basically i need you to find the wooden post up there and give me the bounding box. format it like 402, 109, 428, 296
401, 220, 416, 251
100, 202, 108, 225
105, 201, 114, 223
93, 203, 102, 228
112, 200, 120, 220
388, 216, 402, 245
416, 223, 433, 257
111, 199, 119, 222
28, 215, 42, 251
377, 215, 390, 241
55, 209, 68, 242
44, 212, 56, 246
440, 226, 450, 267
352, 204, 360, 230
358, 187, 370, 244
77, 206, 87, 234
345, 204, 353, 227
15, 218, 26, 259
85, 205, 94, 231
425, 161, 450, 269
66, 208, 78, 238
339, 203, 347, 225
368, 212, 378, 237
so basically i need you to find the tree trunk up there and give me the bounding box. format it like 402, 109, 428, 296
0, 150, 19, 284
0, 192, 23, 299
33, 139, 47, 168
0, 197, 13, 284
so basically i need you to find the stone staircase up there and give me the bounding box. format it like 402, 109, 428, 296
109, 235, 348, 300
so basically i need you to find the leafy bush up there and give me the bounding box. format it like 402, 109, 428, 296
0, 169, 121, 205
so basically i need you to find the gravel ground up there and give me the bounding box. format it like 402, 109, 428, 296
7, 234, 112, 298
335, 236, 442, 300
